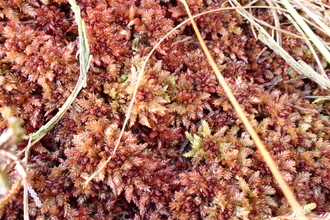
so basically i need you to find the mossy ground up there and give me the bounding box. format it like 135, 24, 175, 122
0, 0, 330, 219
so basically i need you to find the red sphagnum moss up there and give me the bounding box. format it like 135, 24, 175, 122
0, 0, 330, 219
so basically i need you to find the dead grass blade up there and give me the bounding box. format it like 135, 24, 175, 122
230, 0, 330, 90
264, 0, 282, 45
285, 13, 328, 79
293, 0, 330, 35
279, 0, 330, 64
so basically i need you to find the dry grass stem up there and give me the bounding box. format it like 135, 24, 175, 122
265, 0, 283, 45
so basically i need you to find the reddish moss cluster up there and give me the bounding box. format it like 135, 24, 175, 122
0, 0, 330, 219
